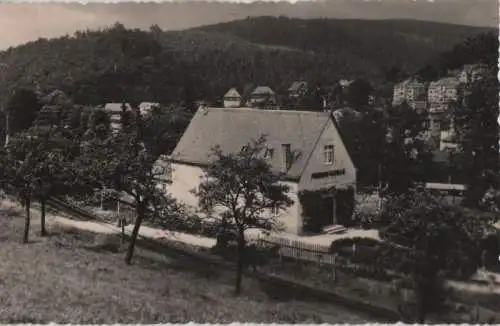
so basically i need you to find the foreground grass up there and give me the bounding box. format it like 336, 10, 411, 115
0, 209, 371, 323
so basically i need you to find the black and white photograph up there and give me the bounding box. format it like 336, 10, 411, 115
0, 0, 498, 323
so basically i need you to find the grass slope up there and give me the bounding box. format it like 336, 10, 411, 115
0, 202, 370, 323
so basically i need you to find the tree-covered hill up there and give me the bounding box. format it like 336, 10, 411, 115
194, 17, 492, 72
0, 17, 493, 106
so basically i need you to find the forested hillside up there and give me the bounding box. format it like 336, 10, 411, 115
195, 16, 490, 71
0, 17, 493, 106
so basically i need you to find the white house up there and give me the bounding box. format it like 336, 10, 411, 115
392, 79, 427, 106
428, 77, 461, 105
104, 102, 160, 132
223, 88, 242, 108
165, 107, 357, 235
104, 103, 132, 133
246, 86, 277, 108
139, 102, 160, 116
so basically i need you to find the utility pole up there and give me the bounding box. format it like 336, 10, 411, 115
0, 63, 9, 147
377, 162, 383, 214
4, 111, 9, 147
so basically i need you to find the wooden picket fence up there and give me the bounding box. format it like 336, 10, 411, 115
248, 233, 340, 266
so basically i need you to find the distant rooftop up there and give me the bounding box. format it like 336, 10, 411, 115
252, 86, 275, 95
430, 77, 460, 87
104, 103, 132, 113
224, 87, 241, 98
288, 81, 308, 92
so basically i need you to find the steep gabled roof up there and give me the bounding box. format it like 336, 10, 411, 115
288, 81, 307, 92
395, 78, 425, 88
339, 79, 354, 88
430, 77, 460, 87
251, 86, 275, 96
224, 88, 241, 98
139, 102, 160, 109
171, 107, 337, 180
104, 103, 132, 113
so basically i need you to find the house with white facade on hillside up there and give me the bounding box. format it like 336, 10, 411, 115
246, 86, 277, 108
223, 88, 242, 108
392, 79, 427, 106
104, 102, 132, 133
139, 102, 160, 116
164, 107, 357, 235
104, 102, 160, 132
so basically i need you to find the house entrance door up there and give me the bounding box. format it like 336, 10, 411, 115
319, 195, 335, 226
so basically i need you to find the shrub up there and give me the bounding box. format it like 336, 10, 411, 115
352, 210, 382, 229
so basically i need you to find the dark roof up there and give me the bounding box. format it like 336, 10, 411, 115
288, 81, 307, 92
104, 103, 132, 113
224, 88, 241, 98
171, 107, 338, 180
251, 86, 275, 96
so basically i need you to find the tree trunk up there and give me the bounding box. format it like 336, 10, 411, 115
234, 229, 245, 295
121, 218, 126, 245
23, 197, 31, 244
414, 277, 428, 323
417, 299, 427, 324
40, 197, 47, 236
124, 200, 144, 265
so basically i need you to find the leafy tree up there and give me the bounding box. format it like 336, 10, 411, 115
383, 101, 432, 194
454, 68, 499, 207
1, 132, 48, 242
298, 84, 324, 111
345, 78, 373, 110
383, 66, 408, 83
65, 105, 93, 139
194, 135, 293, 294
336, 107, 387, 188
84, 104, 174, 264
381, 189, 492, 322
86, 108, 111, 141
29, 126, 78, 236
415, 64, 439, 82
0, 19, 483, 109
5, 88, 42, 137
119, 103, 135, 134
141, 105, 191, 158
436, 31, 499, 71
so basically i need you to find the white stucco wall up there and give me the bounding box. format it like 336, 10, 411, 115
299, 120, 356, 191
272, 182, 300, 234
224, 100, 241, 108
168, 163, 301, 234
169, 163, 205, 213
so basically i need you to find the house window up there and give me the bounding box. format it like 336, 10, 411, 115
264, 147, 274, 160
271, 203, 280, 216
281, 144, 291, 170
165, 166, 173, 182
324, 144, 334, 164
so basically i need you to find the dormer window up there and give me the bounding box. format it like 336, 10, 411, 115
324, 144, 334, 164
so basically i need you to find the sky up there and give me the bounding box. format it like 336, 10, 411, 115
0, 0, 497, 50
